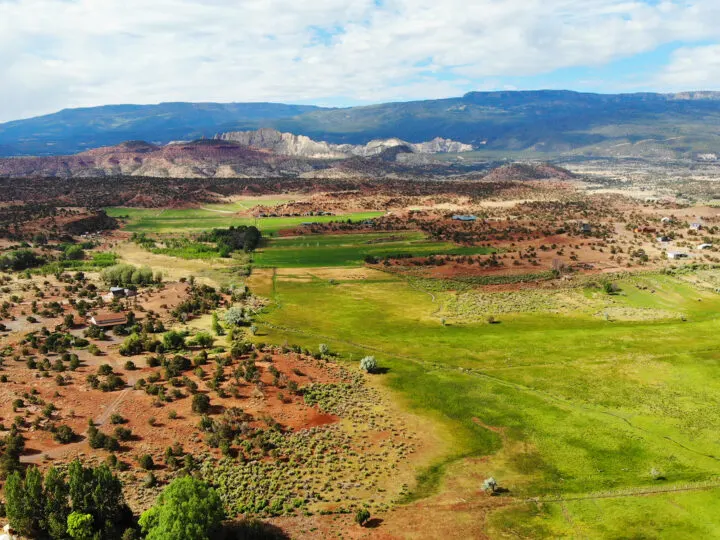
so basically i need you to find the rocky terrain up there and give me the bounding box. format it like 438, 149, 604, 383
0, 140, 318, 179
214, 128, 473, 158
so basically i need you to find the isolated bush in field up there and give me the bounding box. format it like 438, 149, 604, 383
53, 425, 76, 444
359, 356, 378, 374
192, 393, 211, 414
319, 343, 329, 356
355, 508, 371, 527
138, 454, 154, 470
482, 477, 498, 494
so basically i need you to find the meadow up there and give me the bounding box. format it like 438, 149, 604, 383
252, 232, 495, 268
105, 206, 384, 234
248, 268, 720, 537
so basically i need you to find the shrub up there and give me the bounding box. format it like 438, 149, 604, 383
138, 454, 154, 470
53, 425, 76, 444
192, 394, 210, 414
359, 356, 378, 374
355, 508, 371, 527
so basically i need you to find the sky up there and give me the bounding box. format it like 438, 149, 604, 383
1, 0, 720, 123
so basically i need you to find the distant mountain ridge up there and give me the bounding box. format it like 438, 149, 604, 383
2, 90, 720, 158
214, 128, 473, 158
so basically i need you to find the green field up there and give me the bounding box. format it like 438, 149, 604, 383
251, 269, 720, 537
252, 232, 496, 268
105, 206, 384, 234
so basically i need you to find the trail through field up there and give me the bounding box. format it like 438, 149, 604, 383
200, 207, 235, 214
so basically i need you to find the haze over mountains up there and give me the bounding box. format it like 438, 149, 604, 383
1, 90, 720, 160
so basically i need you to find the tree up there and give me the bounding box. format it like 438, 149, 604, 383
211, 312, 224, 336
359, 356, 378, 374
44, 467, 71, 539
193, 332, 214, 349
139, 476, 225, 540
5, 468, 44, 536
319, 343, 329, 356
67, 512, 94, 540
243, 226, 261, 252
163, 330, 186, 351
192, 393, 211, 414
224, 306, 245, 326
355, 508, 371, 527
68, 460, 132, 538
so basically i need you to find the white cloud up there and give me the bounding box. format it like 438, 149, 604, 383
656, 44, 720, 90
1, 0, 720, 122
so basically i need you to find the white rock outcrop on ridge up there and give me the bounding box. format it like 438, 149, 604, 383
215, 129, 473, 158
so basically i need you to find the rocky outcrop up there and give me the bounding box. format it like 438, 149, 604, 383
215, 129, 473, 158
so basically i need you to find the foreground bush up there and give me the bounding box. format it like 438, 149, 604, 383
139, 476, 225, 540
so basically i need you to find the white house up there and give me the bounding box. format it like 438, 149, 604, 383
698, 243, 713, 250
667, 251, 689, 260
690, 223, 703, 231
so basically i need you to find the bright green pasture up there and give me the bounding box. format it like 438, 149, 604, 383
252, 232, 495, 268
105, 206, 384, 234
254, 270, 720, 534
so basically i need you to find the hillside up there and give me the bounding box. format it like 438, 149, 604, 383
2, 90, 720, 158
0, 102, 323, 156
0, 140, 318, 178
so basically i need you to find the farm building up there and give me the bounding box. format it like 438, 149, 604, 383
88, 312, 128, 328
102, 287, 137, 302
581, 223, 592, 233
698, 243, 713, 250
452, 215, 477, 222
657, 236, 671, 243
667, 252, 689, 260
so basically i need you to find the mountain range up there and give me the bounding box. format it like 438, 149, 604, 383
2, 90, 720, 159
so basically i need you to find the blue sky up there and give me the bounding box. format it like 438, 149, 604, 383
1, 0, 720, 122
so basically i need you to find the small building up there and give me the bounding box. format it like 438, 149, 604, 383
667, 251, 689, 260
661, 217, 672, 223
657, 236, 671, 243
690, 223, 703, 231
452, 215, 477, 222
581, 223, 592, 233
698, 243, 713, 250
102, 287, 137, 302
89, 312, 128, 328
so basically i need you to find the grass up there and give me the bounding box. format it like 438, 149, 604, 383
252, 232, 495, 268
251, 268, 720, 536
105, 206, 384, 234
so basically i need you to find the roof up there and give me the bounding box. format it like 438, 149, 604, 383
90, 312, 128, 327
